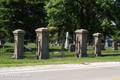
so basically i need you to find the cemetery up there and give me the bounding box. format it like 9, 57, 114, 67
0, 28, 120, 67
0, 0, 120, 68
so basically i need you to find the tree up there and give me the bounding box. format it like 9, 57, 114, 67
46, 0, 116, 39
0, 0, 46, 40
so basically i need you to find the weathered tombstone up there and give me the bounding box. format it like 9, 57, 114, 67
12, 29, 26, 59
105, 36, 111, 47
68, 44, 75, 52
65, 32, 69, 49
75, 29, 89, 57
101, 43, 105, 50
111, 41, 118, 50
35, 28, 50, 59
93, 33, 103, 56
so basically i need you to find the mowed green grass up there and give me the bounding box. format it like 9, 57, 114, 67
0, 43, 120, 67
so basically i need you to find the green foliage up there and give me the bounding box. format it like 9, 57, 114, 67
45, 0, 116, 38
0, 0, 46, 39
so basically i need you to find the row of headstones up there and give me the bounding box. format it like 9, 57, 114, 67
12, 28, 118, 59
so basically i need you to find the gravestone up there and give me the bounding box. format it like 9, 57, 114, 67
68, 44, 75, 52
111, 41, 118, 50
101, 43, 105, 50
35, 28, 50, 59
93, 33, 103, 56
12, 29, 26, 59
75, 29, 89, 57
105, 36, 111, 47
65, 32, 69, 49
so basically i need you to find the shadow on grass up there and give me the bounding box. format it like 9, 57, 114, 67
0, 45, 12, 48
6, 49, 14, 52
49, 49, 68, 52
102, 54, 120, 56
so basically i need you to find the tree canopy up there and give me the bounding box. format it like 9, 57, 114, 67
0, 0, 46, 40
0, 0, 120, 40
45, 0, 117, 38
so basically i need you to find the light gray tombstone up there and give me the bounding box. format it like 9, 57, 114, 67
12, 29, 26, 59
35, 28, 50, 59
105, 36, 111, 47
93, 33, 103, 56
75, 29, 89, 58
111, 41, 118, 50
65, 32, 69, 49
68, 44, 75, 52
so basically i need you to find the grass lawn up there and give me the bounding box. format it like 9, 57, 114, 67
0, 43, 120, 67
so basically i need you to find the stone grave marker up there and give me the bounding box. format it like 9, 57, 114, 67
111, 41, 118, 50
101, 43, 105, 50
68, 44, 75, 52
65, 32, 69, 49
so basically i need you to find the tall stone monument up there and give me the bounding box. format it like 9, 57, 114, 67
12, 29, 26, 59
75, 29, 89, 58
105, 36, 111, 47
93, 33, 103, 56
35, 28, 50, 59
65, 32, 69, 49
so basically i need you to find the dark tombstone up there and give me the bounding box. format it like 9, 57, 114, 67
68, 44, 75, 52
101, 43, 105, 50
24, 40, 28, 45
